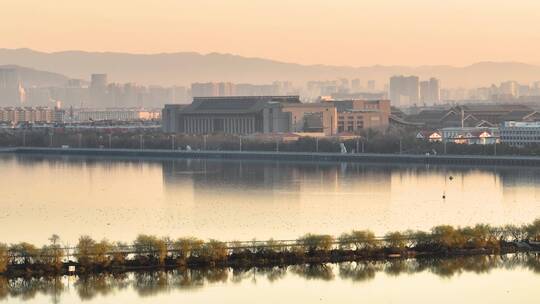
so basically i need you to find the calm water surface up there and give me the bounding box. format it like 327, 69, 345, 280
3, 154, 540, 303
2, 154, 540, 245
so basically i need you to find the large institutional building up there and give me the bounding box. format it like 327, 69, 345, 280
163, 96, 297, 134
162, 96, 390, 136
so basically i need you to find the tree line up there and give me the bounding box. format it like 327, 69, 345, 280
1, 219, 540, 276
2, 127, 540, 155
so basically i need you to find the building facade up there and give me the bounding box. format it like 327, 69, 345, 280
0, 68, 26, 106
281, 103, 337, 136
500, 121, 540, 146
440, 127, 499, 145
0, 107, 64, 124
75, 109, 160, 122
162, 96, 390, 136
328, 99, 390, 133
419, 78, 441, 105
389, 75, 419, 107
162, 96, 298, 134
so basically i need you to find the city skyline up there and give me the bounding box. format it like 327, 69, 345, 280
2, 0, 540, 66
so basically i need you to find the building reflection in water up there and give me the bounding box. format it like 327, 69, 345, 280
3, 154, 540, 245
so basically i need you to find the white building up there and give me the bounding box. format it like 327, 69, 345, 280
440, 127, 499, 145
500, 121, 540, 146
75, 109, 160, 122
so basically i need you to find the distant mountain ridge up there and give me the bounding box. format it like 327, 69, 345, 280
0, 64, 70, 87
0, 48, 539, 88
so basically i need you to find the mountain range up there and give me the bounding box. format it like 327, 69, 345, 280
1, 48, 540, 88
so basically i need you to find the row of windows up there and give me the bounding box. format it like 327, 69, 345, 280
501, 136, 540, 141
338, 121, 363, 125
501, 130, 540, 135
338, 116, 364, 120
338, 126, 364, 132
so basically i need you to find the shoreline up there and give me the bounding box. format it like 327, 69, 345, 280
2, 246, 539, 279
2, 147, 540, 166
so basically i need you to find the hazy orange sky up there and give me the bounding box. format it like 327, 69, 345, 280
2, 0, 540, 66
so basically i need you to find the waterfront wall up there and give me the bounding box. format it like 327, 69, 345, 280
3, 147, 540, 166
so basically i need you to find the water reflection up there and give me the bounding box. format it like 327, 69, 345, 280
2, 154, 540, 245
1, 254, 540, 303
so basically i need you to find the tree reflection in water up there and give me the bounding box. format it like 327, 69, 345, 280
0, 253, 539, 302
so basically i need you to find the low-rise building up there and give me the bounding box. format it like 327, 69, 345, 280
326, 99, 390, 132
162, 96, 390, 136
416, 130, 442, 142
0, 106, 63, 124
406, 104, 540, 128
500, 121, 540, 146
75, 109, 160, 122
281, 103, 337, 136
440, 127, 499, 145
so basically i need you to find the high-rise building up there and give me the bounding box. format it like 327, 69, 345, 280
532, 81, 540, 96
91, 74, 107, 88
0, 68, 19, 88
367, 80, 376, 91
499, 81, 518, 98
191, 82, 219, 97
419, 77, 441, 105
351, 79, 361, 92
89, 74, 108, 106
0, 68, 25, 106
217, 82, 235, 96
389, 75, 419, 107
63, 79, 88, 107
273, 81, 294, 95
172, 86, 189, 103
518, 85, 530, 97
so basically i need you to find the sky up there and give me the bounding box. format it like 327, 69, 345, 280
2, 0, 540, 66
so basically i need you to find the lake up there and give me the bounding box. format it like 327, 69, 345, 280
3, 154, 540, 303
2, 154, 540, 245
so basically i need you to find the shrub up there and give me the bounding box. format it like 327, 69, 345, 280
173, 237, 204, 260
10, 242, 38, 265
76, 235, 97, 267
133, 235, 168, 265
39, 245, 64, 270
385, 232, 406, 250
431, 225, 465, 249
93, 240, 113, 267
202, 240, 228, 261
0, 243, 7, 273
111, 242, 128, 265
297, 234, 334, 252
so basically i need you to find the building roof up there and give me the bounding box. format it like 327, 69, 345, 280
389, 114, 425, 127
404, 104, 538, 127
500, 110, 538, 121
407, 110, 448, 124
175, 96, 301, 115
193, 96, 300, 103
457, 104, 532, 113
281, 102, 334, 109
416, 130, 441, 138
